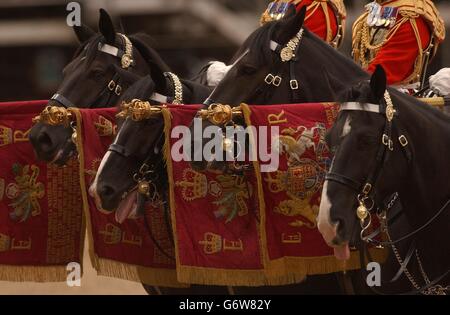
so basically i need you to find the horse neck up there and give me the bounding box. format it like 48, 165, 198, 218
294, 35, 368, 102
394, 94, 450, 274
180, 79, 213, 104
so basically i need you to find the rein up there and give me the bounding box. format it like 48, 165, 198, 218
325, 93, 449, 295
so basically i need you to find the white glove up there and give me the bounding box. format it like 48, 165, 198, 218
429, 68, 450, 96
206, 61, 232, 87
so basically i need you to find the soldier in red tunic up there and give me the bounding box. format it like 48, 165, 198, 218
352, 0, 446, 90
205, 0, 347, 87
261, 0, 346, 48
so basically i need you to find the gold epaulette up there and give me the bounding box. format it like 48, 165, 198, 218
386, 0, 445, 42
261, 0, 346, 48
290, 0, 346, 18
352, 0, 445, 86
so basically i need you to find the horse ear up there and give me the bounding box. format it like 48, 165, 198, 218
73, 25, 95, 43
370, 65, 387, 101
274, 6, 306, 45
99, 8, 116, 44
151, 66, 168, 94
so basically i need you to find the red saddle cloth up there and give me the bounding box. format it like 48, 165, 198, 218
164, 103, 386, 286
73, 107, 181, 287
0, 101, 83, 282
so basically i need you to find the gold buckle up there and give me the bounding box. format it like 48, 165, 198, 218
264, 74, 275, 85
273, 75, 282, 87
399, 135, 408, 147
290, 79, 299, 90
108, 80, 116, 91
362, 183, 372, 195
115, 85, 122, 96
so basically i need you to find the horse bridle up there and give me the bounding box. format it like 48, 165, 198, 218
204, 28, 305, 108
51, 33, 136, 109
108, 129, 175, 261
325, 91, 449, 294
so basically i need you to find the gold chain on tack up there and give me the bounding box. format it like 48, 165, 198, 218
165, 72, 183, 105
386, 230, 449, 295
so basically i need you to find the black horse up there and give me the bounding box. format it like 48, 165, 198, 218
180, 6, 370, 293
318, 65, 450, 295
29, 9, 172, 165
90, 76, 211, 216
188, 6, 367, 171
91, 75, 347, 295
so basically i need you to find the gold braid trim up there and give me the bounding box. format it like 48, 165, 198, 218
352, 0, 445, 85
379, 0, 445, 42
260, 0, 346, 48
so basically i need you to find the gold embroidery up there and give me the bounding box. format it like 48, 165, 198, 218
94, 116, 117, 137
0, 125, 13, 147
13, 128, 31, 143
0, 233, 32, 252
176, 169, 252, 223
268, 110, 288, 125
99, 223, 143, 247
282, 232, 302, 244
267, 124, 329, 228
199, 232, 244, 254
8, 164, 45, 222
85, 158, 102, 184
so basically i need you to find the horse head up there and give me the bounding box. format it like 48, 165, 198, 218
87, 76, 166, 222
29, 9, 168, 165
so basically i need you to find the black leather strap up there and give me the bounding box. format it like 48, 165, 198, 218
325, 172, 362, 192
51, 93, 75, 108
109, 143, 134, 158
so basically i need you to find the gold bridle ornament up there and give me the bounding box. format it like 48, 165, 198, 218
116, 99, 164, 121
32, 106, 74, 127
198, 103, 243, 126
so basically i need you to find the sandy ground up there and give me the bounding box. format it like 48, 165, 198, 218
0, 241, 147, 295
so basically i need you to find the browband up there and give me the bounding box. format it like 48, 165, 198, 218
340, 102, 383, 114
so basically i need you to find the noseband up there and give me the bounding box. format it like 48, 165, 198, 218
325, 91, 449, 295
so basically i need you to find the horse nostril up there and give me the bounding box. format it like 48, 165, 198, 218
98, 184, 115, 200
37, 132, 53, 151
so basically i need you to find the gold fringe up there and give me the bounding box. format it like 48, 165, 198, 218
71, 108, 100, 271
96, 258, 186, 288
0, 265, 74, 282
265, 248, 387, 284
161, 108, 183, 280
240, 103, 269, 272
176, 266, 273, 287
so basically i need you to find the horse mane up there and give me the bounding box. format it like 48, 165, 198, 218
304, 29, 367, 79
229, 21, 276, 64
389, 88, 450, 131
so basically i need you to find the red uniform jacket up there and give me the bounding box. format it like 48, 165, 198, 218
367, 17, 431, 85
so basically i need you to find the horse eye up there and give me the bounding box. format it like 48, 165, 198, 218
91, 68, 104, 78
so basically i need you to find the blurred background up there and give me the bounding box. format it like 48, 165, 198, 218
0, 0, 449, 101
